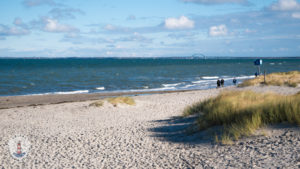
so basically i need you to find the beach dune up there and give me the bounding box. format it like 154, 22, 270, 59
0, 86, 299, 168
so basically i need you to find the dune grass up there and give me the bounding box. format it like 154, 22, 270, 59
183, 90, 300, 144
89, 97, 135, 107
238, 71, 300, 87
89, 100, 104, 107
107, 96, 135, 106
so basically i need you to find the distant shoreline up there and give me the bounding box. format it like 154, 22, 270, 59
1, 56, 300, 59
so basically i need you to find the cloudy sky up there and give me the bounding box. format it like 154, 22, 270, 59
0, 0, 300, 57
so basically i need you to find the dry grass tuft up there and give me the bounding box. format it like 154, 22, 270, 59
89, 100, 104, 107
238, 71, 300, 87
107, 97, 135, 106
183, 90, 300, 144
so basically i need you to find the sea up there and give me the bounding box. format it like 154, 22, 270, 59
0, 57, 299, 96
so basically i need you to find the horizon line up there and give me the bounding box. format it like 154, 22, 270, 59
0, 56, 300, 59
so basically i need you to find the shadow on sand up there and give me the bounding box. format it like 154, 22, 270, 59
148, 115, 215, 144
149, 113, 300, 145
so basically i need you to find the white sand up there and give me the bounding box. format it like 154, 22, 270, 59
0, 86, 299, 168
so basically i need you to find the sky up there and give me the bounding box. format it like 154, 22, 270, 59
0, 0, 300, 57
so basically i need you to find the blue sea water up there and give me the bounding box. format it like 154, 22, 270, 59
0, 58, 299, 96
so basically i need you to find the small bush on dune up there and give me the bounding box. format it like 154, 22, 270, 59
89, 97, 135, 107
107, 96, 135, 106
89, 100, 104, 107
183, 90, 300, 144
238, 71, 300, 87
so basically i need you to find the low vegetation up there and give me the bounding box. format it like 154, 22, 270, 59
107, 96, 135, 106
238, 71, 300, 87
89, 97, 135, 107
183, 90, 300, 144
89, 100, 104, 107
89, 96, 135, 107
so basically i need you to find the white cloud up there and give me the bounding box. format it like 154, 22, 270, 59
116, 45, 123, 49
118, 32, 152, 43
49, 8, 85, 19
245, 28, 256, 33
102, 24, 132, 33
43, 19, 76, 33
127, 15, 136, 20
182, 0, 248, 5
164, 16, 194, 30
209, 24, 228, 36
130, 53, 137, 57
168, 32, 197, 39
229, 49, 235, 53
292, 12, 300, 18
61, 32, 112, 44
106, 51, 113, 55
22, 0, 57, 7
0, 24, 30, 37
270, 0, 300, 11
13, 18, 23, 26
104, 24, 116, 31
9, 27, 29, 35
273, 47, 289, 52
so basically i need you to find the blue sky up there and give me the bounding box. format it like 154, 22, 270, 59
0, 0, 300, 57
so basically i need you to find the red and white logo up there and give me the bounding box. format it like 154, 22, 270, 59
8, 135, 31, 160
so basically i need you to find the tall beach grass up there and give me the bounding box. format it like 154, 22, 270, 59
238, 71, 300, 87
183, 90, 300, 144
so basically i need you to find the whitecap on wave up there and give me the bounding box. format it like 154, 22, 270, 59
162, 83, 182, 87
201, 76, 219, 80
96, 87, 105, 90
31, 90, 89, 95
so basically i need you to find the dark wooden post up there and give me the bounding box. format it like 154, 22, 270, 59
264, 70, 266, 84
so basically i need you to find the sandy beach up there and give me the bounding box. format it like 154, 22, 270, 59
0, 86, 300, 168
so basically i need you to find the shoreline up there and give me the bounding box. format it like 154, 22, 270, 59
0, 88, 213, 109
2, 85, 300, 109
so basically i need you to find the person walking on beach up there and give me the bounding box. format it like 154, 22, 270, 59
255, 72, 258, 77
217, 79, 221, 88
233, 78, 237, 85
221, 79, 224, 87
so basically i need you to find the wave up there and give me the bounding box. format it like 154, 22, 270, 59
52, 90, 89, 95
182, 84, 197, 88
219, 75, 255, 80
192, 75, 255, 85
236, 75, 255, 79
31, 90, 89, 95
147, 86, 176, 91
96, 87, 105, 90
192, 79, 216, 84
162, 83, 182, 87
202, 76, 219, 80
101, 86, 177, 94
20, 75, 256, 96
